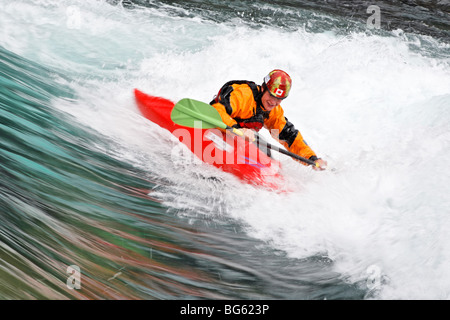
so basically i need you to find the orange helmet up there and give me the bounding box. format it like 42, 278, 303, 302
263, 69, 292, 99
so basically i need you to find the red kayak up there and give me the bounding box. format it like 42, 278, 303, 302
134, 89, 285, 189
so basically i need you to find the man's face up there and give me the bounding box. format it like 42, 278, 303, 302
261, 90, 283, 112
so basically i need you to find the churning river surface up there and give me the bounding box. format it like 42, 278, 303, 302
1, 0, 449, 300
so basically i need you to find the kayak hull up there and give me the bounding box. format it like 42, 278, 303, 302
134, 89, 285, 189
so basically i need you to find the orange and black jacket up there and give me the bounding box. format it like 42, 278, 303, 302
210, 81, 318, 163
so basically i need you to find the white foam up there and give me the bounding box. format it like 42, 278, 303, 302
5, 0, 450, 299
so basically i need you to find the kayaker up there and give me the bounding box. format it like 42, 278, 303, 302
210, 69, 327, 170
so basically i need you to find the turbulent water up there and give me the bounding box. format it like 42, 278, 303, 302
1, 0, 449, 300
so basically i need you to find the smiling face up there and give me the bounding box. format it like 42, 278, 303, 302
261, 89, 284, 112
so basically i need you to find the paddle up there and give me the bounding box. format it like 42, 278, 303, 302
254, 134, 318, 166
171, 98, 319, 167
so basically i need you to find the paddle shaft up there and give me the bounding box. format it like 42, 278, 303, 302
224, 125, 317, 167
254, 133, 317, 166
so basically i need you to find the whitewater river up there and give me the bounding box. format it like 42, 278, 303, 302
1, 0, 449, 300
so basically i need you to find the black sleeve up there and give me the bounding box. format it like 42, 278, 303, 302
278, 117, 299, 147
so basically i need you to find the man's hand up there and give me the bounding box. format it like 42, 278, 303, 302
313, 158, 327, 171
240, 128, 256, 142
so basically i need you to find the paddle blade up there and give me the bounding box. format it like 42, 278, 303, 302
171, 98, 227, 129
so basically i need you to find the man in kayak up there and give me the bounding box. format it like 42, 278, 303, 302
210, 69, 327, 170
